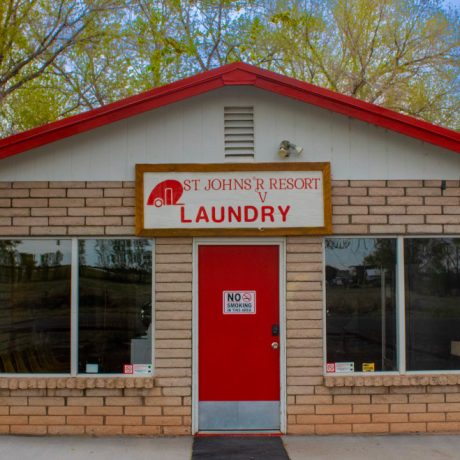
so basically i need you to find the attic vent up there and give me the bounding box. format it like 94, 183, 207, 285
224, 106, 254, 159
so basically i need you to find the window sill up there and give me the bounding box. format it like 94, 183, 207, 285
0, 376, 155, 389
324, 374, 460, 387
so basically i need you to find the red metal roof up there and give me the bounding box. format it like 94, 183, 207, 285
0, 62, 459, 159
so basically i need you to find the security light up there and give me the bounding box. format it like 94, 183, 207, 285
278, 140, 303, 158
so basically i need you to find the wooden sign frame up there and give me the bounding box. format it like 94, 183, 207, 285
135, 162, 332, 237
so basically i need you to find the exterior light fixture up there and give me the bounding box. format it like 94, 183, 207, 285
278, 140, 303, 158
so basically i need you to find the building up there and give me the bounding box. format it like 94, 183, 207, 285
0, 62, 459, 436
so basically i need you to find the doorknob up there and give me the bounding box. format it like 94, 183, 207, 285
271, 342, 279, 350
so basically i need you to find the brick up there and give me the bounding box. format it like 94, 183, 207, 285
85, 425, 123, 435
106, 416, 142, 425
31, 226, 67, 235
331, 224, 368, 234
67, 415, 104, 425
0, 208, 29, 216
86, 406, 124, 416
444, 206, 460, 214
28, 397, 65, 406
48, 425, 85, 435
49, 181, 85, 188
86, 216, 121, 225
389, 215, 423, 224
0, 226, 29, 235
445, 225, 460, 232
372, 394, 407, 404
334, 414, 370, 423
0, 415, 28, 424
87, 181, 123, 188
391, 403, 426, 413
104, 188, 135, 197
350, 181, 386, 187
30, 415, 65, 424
48, 406, 84, 415
297, 414, 333, 424
144, 416, 182, 425
387, 180, 422, 187
390, 422, 426, 433
407, 224, 443, 233
316, 424, 352, 434
32, 208, 67, 217
332, 187, 367, 196
372, 413, 408, 423
350, 196, 386, 205
369, 188, 404, 196
68, 226, 104, 235
352, 215, 387, 224
10, 425, 47, 435
332, 196, 348, 205
67, 397, 103, 406
12, 198, 47, 207
353, 404, 389, 414
12, 216, 46, 226
105, 226, 133, 235
410, 413, 445, 422
86, 198, 122, 207
410, 394, 444, 403
369, 205, 405, 214
407, 205, 441, 214
106, 396, 143, 406
49, 198, 84, 207
67, 189, 103, 197
125, 406, 162, 416
333, 206, 368, 215
427, 215, 460, 224
1, 189, 29, 197
0, 397, 26, 406
13, 181, 48, 188
68, 207, 104, 216
427, 422, 460, 432
316, 404, 351, 414
123, 426, 161, 435
353, 423, 388, 433
387, 196, 423, 205
163, 426, 192, 435
406, 188, 441, 196
30, 189, 66, 197
426, 197, 459, 205
369, 224, 405, 233
105, 207, 134, 216
10, 406, 46, 415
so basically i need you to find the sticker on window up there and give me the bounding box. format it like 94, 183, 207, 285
362, 363, 375, 372
334, 362, 354, 373
223, 291, 256, 314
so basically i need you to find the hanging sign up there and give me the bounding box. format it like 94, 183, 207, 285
136, 163, 332, 236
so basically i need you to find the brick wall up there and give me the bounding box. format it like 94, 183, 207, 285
0, 179, 460, 435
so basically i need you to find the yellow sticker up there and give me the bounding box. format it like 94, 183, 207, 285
362, 363, 375, 372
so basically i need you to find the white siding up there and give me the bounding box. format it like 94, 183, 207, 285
1, 86, 459, 181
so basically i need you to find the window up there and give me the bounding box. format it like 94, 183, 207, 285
0, 238, 152, 375
326, 238, 397, 373
405, 238, 460, 371
79, 240, 152, 374
0, 240, 71, 373
326, 237, 460, 374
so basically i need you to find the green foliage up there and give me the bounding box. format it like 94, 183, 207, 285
0, 0, 458, 136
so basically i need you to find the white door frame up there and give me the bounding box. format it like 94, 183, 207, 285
192, 237, 287, 434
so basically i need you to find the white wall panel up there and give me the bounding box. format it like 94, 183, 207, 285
0, 86, 459, 181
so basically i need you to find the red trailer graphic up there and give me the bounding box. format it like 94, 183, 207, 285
147, 179, 184, 207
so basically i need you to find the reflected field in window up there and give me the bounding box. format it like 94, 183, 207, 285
0, 240, 71, 373
326, 238, 397, 373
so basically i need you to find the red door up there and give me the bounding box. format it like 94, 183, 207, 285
198, 245, 280, 430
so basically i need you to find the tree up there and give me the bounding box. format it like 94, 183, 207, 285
0, 0, 458, 136
0, 0, 122, 133
260, 0, 460, 129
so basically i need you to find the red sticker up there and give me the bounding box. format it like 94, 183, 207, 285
326, 363, 336, 373
123, 364, 133, 374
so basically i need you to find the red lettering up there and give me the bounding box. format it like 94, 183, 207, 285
244, 206, 258, 222
211, 207, 225, 223
196, 206, 209, 223
180, 206, 192, 223
261, 206, 275, 222
228, 206, 242, 222
278, 205, 290, 222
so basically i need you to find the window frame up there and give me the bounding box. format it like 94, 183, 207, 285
0, 237, 155, 378
324, 235, 460, 376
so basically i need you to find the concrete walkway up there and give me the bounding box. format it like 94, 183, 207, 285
1, 434, 460, 459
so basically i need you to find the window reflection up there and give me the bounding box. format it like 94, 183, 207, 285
405, 238, 460, 371
0, 240, 71, 373
326, 238, 397, 372
78, 240, 152, 374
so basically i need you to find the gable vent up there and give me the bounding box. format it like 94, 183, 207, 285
224, 106, 254, 159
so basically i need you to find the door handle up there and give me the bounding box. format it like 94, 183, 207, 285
271, 342, 279, 350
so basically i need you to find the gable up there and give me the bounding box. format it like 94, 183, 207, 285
0, 86, 459, 181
